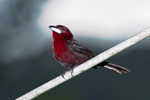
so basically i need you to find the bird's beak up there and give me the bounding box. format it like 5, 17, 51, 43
49, 26, 61, 34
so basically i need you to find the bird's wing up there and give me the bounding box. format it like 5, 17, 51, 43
66, 39, 95, 57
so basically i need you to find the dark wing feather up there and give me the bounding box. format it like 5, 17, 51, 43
65, 39, 131, 73
66, 39, 95, 58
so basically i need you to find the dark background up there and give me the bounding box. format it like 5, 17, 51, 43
0, 0, 150, 100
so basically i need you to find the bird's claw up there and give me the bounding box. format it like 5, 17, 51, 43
70, 68, 74, 77
61, 71, 67, 79
61, 68, 74, 79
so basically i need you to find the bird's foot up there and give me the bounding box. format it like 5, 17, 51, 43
61, 68, 74, 79
70, 68, 74, 77
61, 71, 67, 79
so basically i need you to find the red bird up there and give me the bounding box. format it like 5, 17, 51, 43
49, 25, 130, 75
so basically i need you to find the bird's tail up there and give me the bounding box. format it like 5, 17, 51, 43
94, 61, 131, 74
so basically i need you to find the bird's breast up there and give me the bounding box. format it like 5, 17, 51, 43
52, 41, 91, 68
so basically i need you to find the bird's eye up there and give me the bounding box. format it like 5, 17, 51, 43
61, 28, 65, 31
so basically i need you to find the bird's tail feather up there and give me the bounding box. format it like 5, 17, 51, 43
94, 61, 130, 74
103, 63, 131, 74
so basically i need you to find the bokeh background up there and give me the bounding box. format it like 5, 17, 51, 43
0, 0, 150, 100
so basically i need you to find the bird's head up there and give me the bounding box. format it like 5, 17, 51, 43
49, 25, 73, 42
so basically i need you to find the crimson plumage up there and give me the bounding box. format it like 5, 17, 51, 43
49, 25, 130, 74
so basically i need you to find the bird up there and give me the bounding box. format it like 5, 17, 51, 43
49, 25, 130, 76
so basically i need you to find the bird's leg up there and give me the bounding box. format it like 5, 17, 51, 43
61, 69, 74, 79
61, 71, 67, 79
70, 68, 74, 77
70, 65, 78, 77
61, 66, 77, 79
